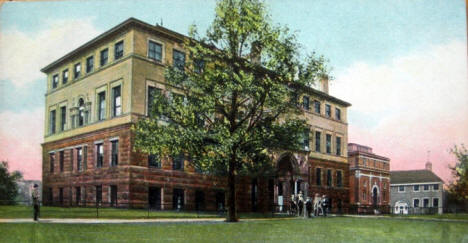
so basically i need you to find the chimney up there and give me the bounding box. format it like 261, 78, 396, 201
320, 75, 329, 94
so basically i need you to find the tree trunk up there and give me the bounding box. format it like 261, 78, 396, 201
227, 158, 238, 222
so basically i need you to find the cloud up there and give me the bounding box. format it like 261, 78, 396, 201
0, 17, 101, 88
331, 40, 468, 183
0, 108, 44, 180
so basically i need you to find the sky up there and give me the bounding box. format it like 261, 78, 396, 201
0, 0, 466, 184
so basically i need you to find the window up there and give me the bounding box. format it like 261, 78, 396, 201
70, 149, 74, 171
100, 48, 108, 66
148, 154, 161, 168
62, 69, 68, 84
302, 128, 310, 150
60, 106, 66, 131
52, 74, 59, 89
325, 104, 331, 117
86, 56, 94, 73
173, 188, 184, 210
326, 134, 332, 154
49, 153, 55, 173
302, 96, 310, 110
148, 40, 162, 62
315, 131, 321, 152
114, 41, 124, 60
111, 140, 119, 166
75, 187, 81, 205
76, 147, 82, 171
110, 185, 117, 207
48, 188, 53, 204
78, 98, 85, 126
398, 186, 405, 192
336, 137, 341, 156
316, 168, 322, 186
59, 188, 63, 205
96, 185, 102, 203
314, 100, 321, 113
362, 191, 367, 200
173, 154, 184, 170
194, 59, 205, 74
433, 198, 439, 207
423, 198, 429, 208
49, 110, 56, 134
147, 86, 162, 116
413, 185, 420, 192
413, 199, 420, 207
327, 169, 332, 187
335, 108, 341, 121
96, 143, 103, 168
423, 185, 429, 191
98, 91, 106, 121
336, 170, 343, 187
112, 86, 121, 117
433, 184, 439, 191
59, 151, 64, 172
74, 63, 81, 79
173, 49, 185, 71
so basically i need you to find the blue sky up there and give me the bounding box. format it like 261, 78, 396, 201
0, 0, 466, 181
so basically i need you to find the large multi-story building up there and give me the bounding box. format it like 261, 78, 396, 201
348, 143, 390, 212
41, 18, 351, 212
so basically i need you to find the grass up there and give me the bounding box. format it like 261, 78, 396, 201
1, 217, 467, 242
393, 213, 468, 220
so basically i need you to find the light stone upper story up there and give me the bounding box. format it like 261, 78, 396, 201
42, 18, 350, 163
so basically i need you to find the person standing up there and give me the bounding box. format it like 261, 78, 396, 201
321, 194, 328, 217
32, 184, 40, 221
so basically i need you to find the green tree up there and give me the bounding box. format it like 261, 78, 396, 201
134, 0, 328, 222
0, 161, 23, 205
448, 145, 468, 202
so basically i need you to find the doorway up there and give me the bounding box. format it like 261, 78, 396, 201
148, 187, 161, 210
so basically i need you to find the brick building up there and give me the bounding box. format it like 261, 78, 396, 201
348, 143, 390, 212
41, 18, 351, 212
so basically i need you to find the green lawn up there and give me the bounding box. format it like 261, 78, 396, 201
393, 213, 468, 220
1, 217, 467, 243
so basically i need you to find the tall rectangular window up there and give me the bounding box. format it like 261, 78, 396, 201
74, 63, 81, 79
111, 140, 119, 166
302, 96, 310, 110
414, 199, 420, 207
110, 185, 117, 207
148, 154, 161, 168
52, 74, 59, 89
98, 91, 106, 121
96, 143, 103, 168
336, 137, 341, 156
112, 86, 121, 117
49, 110, 56, 134
327, 169, 332, 186
335, 108, 341, 121
316, 168, 322, 186
173, 49, 185, 71
433, 198, 439, 207
172, 154, 184, 170
59, 151, 64, 172
76, 147, 82, 171
147, 86, 162, 116
114, 41, 124, 60
62, 69, 68, 84
100, 48, 108, 66
70, 149, 74, 171
423, 198, 429, 208
336, 170, 343, 187
59, 188, 63, 205
75, 187, 81, 205
60, 106, 66, 131
325, 104, 331, 117
326, 134, 332, 154
49, 153, 55, 173
302, 128, 309, 150
148, 40, 162, 61
96, 185, 102, 204
315, 131, 321, 152
86, 56, 94, 73
314, 100, 321, 113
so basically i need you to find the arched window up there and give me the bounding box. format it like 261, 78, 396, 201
78, 98, 85, 126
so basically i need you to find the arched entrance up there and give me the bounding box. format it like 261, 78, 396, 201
275, 153, 301, 212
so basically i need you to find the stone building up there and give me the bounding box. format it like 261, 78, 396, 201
390, 162, 444, 214
41, 18, 351, 212
348, 143, 390, 212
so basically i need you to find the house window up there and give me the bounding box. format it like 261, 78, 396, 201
173, 154, 184, 170
76, 147, 82, 171
100, 48, 108, 66
62, 69, 68, 84
98, 91, 106, 121
60, 106, 66, 131
110, 185, 117, 207
96, 185, 102, 203
423, 198, 429, 208
326, 134, 332, 154
75, 187, 81, 205
433, 184, 439, 191
413, 185, 419, 192
114, 41, 124, 60
413, 199, 420, 207
49, 153, 55, 173
96, 143, 103, 168
59, 188, 63, 205
70, 149, 74, 171
315, 131, 321, 152
74, 63, 81, 79
78, 98, 85, 126
86, 56, 94, 73
302, 96, 310, 110
148, 40, 162, 62
112, 86, 121, 117
336, 137, 341, 156
314, 100, 321, 113
398, 186, 405, 192
49, 110, 56, 134
423, 185, 429, 191
335, 108, 341, 121
111, 140, 119, 166
433, 198, 439, 207
336, 170, 343, 187
327, 169, 332, 187
59, 151, 64, 172
325, 104, 331, 117
147, 86, 162, 116
316, 168, 322, 186
52, 74, 59, 89
302, 128, 310, 150
148, 154, 161, 168
173, 49, 185, 71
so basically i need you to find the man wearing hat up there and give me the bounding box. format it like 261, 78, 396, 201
32, 184, 40, 221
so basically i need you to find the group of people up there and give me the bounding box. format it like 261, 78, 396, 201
290, 191, 329, 218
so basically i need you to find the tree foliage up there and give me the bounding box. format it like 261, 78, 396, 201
0, 161, 23, 205
133, 0, 328, 221
448, 145, 468, 201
